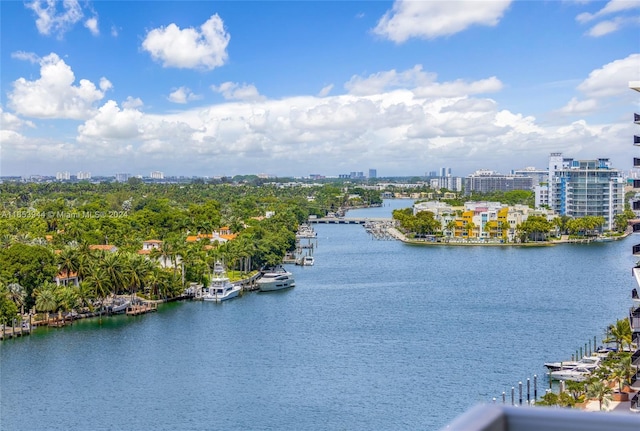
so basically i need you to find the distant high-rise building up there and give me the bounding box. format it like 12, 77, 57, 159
56, 171, 70, 180
511, 167, 548, 186
440, 167, 451, 177
150, 171, 164, 180
547, 153, 624, 230
77, 171, 91, 180
115, 173, 130, 182
368, 169, 377, 179
464, 170, 533, 194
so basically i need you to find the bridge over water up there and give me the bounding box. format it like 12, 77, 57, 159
308, 217, 393, 225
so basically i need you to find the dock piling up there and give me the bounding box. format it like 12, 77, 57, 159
519, 382, 523, 406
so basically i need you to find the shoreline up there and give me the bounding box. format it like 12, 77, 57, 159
386, 226, 632, 247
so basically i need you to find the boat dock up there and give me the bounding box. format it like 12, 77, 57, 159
126, 302, 158, 316
0, 322, 32, 340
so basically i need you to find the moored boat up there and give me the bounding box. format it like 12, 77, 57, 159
257, 266, 295, 292
550, 365, 594, 382
203, 261, 241, 302
108, 297, 131, 314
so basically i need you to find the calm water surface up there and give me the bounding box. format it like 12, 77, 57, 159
1, 200, 636, 430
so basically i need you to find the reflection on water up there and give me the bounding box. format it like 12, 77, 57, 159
1, 200, 635, 430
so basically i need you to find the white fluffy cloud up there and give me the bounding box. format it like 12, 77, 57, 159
211, 82, 265, 101
576, 0, 640, 37
77, 100, 143, 142
373, 0, 512, 43
84, 16, 99, 36
557, 53, 640, 115
25, 0, 83, 38
142, 14, 230, 70
8, 53, 110, 120
577, 53, 640, 98
0, 107, 35, 132
3, 56, 634, 176
168, 87, 202, 104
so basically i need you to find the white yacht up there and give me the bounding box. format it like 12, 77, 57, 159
296, 224, 317, 239
550, 366, 593, 382
544, 355, 601, 372
302, 255, 314, 266
203, 261, 241, 302
257, 266, 295, 292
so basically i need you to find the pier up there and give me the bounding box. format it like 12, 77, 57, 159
309, 217, 392, 224
126, 302, 158, 316
0, 321, 31, 340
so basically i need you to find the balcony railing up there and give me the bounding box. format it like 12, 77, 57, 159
630, 308, 640, 332
443, 404, 640, 430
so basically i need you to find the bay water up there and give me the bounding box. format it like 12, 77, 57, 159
1, 199, 636, 430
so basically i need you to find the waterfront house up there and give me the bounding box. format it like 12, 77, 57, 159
54, 270, 79, 287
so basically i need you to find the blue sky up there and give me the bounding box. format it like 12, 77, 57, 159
1, 0, 639, 178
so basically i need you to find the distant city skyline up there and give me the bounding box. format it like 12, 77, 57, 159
1, 1, 639, 177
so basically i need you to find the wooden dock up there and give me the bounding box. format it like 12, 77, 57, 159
126, 303, 158, 316
0, 323, 32, 340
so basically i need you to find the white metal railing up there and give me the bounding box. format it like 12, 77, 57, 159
443, 404, 640, 430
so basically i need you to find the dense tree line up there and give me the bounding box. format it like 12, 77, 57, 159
0, 181, 382, 324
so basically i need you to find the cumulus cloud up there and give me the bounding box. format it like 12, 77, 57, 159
211, 82, 264, 101
373, 0, 511, 43
84, 16, 99, 36
345, 65, 437, 96
8, 53, 110, 120
558, 97, 599, 115
345, 65, 502, 98
122, 96, 143, 109
77, 100, 144, 142
556, 54, 638, 116
168, 87, 202, 104
0, 107, 35, 131
25, 0, 83, 38
577, 53, 640, 98
5, 59, 631, 176
142, 14, 230, 70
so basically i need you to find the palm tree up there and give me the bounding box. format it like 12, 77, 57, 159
55, 285, 79, 313
34, 282, 58, 323
445, 220, 457, 238
606, 319, 632, 352
6, 282, 26, 314
100, 251, 126, 298
124, 253, 154, 299
466, 222, 476, 239
610, 354, 634, 393
565, 380, 587, 403
57, 247, 80, 280
587, 380, 612, 411
75, 281, 96, 312
84, 264, 111, 306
